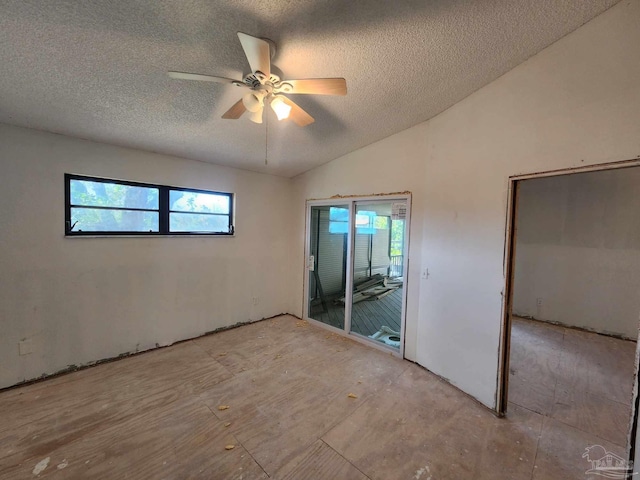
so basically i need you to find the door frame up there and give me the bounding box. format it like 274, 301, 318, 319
303, 194, 412, 359
496, 158, 640, 466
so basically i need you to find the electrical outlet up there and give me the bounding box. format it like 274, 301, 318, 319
421, 268, 429, 279
19, 339, 33, 356
252, 297, 259, 305
536, 297, 543, 318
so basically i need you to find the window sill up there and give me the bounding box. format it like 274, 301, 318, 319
64, 233, 235, 238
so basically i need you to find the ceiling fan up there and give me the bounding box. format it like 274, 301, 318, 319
168, 32, 347, 127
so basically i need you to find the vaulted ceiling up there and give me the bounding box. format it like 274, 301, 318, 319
0, 0, 619, 177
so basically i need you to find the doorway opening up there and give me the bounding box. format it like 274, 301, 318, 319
499, 160, 640, 475
304, 195, 410, 356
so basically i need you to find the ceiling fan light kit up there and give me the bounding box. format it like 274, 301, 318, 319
242, 90, 265, 113
249, 110, 263, 124
270, 95, 291, 121
168, 32, 347, 127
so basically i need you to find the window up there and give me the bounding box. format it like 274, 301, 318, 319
65, 174, 233, 236
168, 188, 231, 233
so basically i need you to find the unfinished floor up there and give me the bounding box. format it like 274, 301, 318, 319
0, 315, 636, 479
509, 317, 636, 450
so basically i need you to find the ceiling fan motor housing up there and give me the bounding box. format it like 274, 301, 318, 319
243, 72, 282, 89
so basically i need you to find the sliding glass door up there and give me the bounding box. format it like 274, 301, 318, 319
307, 204, 349, 329
305, 197, 409, 354
349, 201, 406, 350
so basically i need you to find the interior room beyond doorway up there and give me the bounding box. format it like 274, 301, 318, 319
505, 166, 640, 474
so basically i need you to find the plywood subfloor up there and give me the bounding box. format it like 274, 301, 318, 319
0, 315, 635, 479
509, 316, 636, 479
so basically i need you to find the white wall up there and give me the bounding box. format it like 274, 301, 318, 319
0, 124, 292, 389
513, 170, 640, 339
291, 0, 640, 408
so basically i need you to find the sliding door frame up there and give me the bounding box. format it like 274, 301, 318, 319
303, 194, 411, 359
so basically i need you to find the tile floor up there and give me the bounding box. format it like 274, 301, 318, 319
0, 315, 635, 479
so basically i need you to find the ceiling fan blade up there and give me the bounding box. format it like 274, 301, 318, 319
168, 71, 245, 86
282, 97, 315, 127
279, 78, 347, 96
237, 32, 271, 78
221, 99, 247, 119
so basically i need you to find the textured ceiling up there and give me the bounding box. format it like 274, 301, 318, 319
0, 0, 619, 177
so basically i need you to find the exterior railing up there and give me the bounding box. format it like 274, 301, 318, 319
389, 255, 403, 278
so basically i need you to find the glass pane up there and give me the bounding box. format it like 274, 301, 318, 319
308, 205, 348, 329
170, 212, 229, 233
71, 208, 158, 232
70, 180, 158, 209
328, 206, 349, 233
350, 201, 406, 351
170, 190, 230, 214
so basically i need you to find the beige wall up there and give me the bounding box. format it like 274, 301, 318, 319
0, 124, 292, 389
291, 0, 640, 408
513, 169, 640, 339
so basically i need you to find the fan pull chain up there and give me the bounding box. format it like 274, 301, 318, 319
264, 111, 269, 166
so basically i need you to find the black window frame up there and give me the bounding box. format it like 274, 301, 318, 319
65, 173, 234, 236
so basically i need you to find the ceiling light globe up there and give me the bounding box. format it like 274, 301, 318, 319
270, 96, 292, 121
249, 108, 263, 124
243, 92, 265, 113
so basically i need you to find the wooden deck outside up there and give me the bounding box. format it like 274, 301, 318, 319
309, 287, 403, 340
